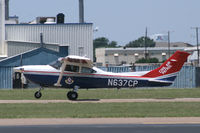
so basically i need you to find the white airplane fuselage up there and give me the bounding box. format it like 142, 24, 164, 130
14, 51, 190, 100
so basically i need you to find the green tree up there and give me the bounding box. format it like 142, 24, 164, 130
125, 36, 155, 48
93, 37, 118, 61
108, 41, 117, 47
93, 37, 109, 48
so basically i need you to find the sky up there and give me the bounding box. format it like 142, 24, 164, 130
9, 0, 200, 46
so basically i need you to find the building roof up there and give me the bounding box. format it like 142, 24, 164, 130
5, 23, 93, 26
0, 47, 67, 67
103, 47, 187, 51
155, 42, 194, 47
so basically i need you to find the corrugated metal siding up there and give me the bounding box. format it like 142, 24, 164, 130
196, 67, 200, 87
7, 41, 59, 57
0, 47, 69, 89
0, 66, 13, 89
5, 24, 93, 60
0, 47, 66, 67
171, 66, 196, 88
99, 66, 197, 88
100, 66, 130, 73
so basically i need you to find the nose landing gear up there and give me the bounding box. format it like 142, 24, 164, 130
34, 87, 43, 99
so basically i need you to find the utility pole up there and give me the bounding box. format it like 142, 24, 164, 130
144, 27, 147, 60
167, 31, 170, 58
191, 27, 200, 66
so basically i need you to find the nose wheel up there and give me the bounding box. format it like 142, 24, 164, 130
34, 91, 42, 99
34, 87, 43, 99
67, 91, 78, 100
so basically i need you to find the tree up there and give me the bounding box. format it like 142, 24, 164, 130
93, 37, 109, 48
125, 36, 155, 48
93, 37, 118, 48
93, 37, 118, 61
108, 41, 117, 48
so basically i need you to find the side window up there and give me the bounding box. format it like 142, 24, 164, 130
65, 65, 79, 72
81, 67, 96, 74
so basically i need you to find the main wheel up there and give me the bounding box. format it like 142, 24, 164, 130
67, 91, 78, 100
34, 91, 42, 99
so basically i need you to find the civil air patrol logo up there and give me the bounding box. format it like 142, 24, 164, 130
65, 77, 74, 85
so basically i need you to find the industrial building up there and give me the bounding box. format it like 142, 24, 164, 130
0, 0, 93, 89
0, 0, 93, 60
5, 23, 93, 59
96, 47, 190, 66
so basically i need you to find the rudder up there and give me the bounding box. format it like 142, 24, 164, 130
142, 51, 190, 78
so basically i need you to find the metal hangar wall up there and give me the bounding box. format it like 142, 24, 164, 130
5, 23, 93, 60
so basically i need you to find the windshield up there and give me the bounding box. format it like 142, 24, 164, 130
49, 60, 62, 70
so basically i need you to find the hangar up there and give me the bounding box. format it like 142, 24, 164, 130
5, 23, 93, 59
0, 0, 93, 89
0, 23, 93, 89
0, 46, 68, 89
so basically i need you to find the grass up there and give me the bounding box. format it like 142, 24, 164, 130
0, 88, 200, 118
0, 102, 200, 118
0, 88, 200, 100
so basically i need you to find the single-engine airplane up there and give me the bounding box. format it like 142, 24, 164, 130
14, 50, 190, 100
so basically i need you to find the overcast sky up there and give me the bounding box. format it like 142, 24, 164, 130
10, 0, 200, 45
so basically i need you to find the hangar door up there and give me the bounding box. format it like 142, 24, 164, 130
0, 67, 13, 89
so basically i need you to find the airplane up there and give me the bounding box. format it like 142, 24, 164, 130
14, 50, 190, 100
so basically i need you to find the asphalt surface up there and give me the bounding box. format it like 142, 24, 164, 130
1, 124, 200, 133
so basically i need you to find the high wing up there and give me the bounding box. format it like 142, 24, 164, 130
14, 50, 190, 100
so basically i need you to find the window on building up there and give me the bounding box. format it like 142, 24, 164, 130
121, 61, 127, 65
65, 65, 79, 72
134, 53, 139, 61
162, 53, 167, 61
105, 61, 109, 64
78, 47, 84, 56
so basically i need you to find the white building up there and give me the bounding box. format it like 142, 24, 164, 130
0, 0, 93, 61
0, 0, 6, 57
5, 23, 93, 60
96, 47, 191, 66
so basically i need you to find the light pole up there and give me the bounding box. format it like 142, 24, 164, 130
191, 27, 200, 66
167, 31, 170, 58
144, 27, 147, 60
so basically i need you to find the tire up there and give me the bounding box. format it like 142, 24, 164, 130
34, 91, 42, 99
67, 91, 78, 100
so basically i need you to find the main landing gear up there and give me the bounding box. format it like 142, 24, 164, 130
67, 86, 79, 100
34, 86, 80, 100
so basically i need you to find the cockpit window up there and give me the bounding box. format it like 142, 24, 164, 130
49, 60, 62, 70
65, 65, 79, 72
81, 67, 96, 74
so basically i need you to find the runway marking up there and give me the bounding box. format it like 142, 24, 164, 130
1, 98, 200, 103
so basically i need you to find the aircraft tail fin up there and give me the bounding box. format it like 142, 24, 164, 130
142, 51, 190, 78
